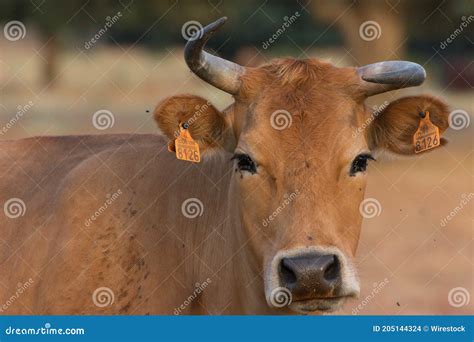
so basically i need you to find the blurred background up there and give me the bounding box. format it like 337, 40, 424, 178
0, 0, 472, 315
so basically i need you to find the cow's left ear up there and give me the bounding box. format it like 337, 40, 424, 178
154, 94, 235, 155
367, 95, 450, 155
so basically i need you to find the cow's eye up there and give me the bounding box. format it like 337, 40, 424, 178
350, 153, 375, 176
232, 153, 257, 174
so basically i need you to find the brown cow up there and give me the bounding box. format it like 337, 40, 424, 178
0, 18, 449, 315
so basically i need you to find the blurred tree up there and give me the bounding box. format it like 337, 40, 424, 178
312, 0, 408, 65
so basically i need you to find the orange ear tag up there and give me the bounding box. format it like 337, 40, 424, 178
413, 111, 441, 154
174, 125, 201, 163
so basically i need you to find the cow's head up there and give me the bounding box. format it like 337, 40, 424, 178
155, 18, 450, 313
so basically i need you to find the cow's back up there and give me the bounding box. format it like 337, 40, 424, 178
0, 134, 234, 314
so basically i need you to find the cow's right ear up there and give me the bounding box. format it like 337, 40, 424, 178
366, 95, 450, 156
153, 95, 235, 155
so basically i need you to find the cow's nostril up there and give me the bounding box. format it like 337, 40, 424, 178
279, 258, 297, 287
323, 255, 340, 281
277, 253, 343, 300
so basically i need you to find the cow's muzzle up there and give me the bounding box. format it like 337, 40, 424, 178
280, 253, 341, 299
266, 247, 360, 313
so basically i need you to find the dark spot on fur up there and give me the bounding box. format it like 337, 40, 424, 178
119, 302, 132, 313
118, 290, 128, 300
144, 272, 150, 280
130, 209, 137, 217
307, 236, 313, 241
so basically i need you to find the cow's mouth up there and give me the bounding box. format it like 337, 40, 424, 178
289, 296, 347, 313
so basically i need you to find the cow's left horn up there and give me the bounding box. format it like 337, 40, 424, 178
184, 17, 244, 95
357, 61, 426, 96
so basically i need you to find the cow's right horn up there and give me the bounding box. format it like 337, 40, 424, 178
184, 17, 244, 95
357, 61, 426, 96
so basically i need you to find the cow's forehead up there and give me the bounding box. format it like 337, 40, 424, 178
241, 58, 360, 99
240, 58, 362, 127
236, 58, 367, 166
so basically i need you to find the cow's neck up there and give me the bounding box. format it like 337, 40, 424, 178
188, 156, 268, 314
